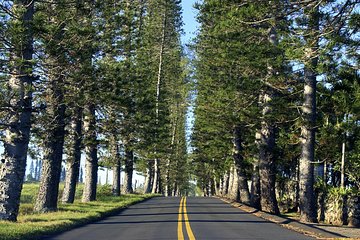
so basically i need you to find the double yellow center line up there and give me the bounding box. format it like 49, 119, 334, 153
177, 197, 196, 240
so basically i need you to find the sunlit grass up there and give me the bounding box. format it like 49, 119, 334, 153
281, 211, 300, 220
0, 183, 157, 240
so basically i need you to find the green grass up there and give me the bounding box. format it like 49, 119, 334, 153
0, 183, 157, 240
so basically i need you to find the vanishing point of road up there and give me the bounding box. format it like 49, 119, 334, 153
49, 197, 314, 240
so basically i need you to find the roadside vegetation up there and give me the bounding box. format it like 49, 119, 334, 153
0, 183, 156, 240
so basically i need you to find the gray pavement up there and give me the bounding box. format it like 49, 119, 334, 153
48, 197, 315, 240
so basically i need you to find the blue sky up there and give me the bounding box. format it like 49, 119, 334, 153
181, 0, 199, 44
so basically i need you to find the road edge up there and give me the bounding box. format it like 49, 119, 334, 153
217, 196, 354, 240
38, 195, 160, 240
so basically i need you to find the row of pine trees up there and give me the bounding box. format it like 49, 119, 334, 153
192, 0, 359, 223
0, 0, 189, 221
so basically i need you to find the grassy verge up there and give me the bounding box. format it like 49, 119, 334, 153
0, 183, 158, 240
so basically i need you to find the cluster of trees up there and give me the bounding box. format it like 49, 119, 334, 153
192, 0, 359, 223
26, 160, 74, 183
0, 0, 190, 222
26, 160, 41, 182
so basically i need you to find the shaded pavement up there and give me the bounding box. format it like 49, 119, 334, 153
48, 197, 315, 240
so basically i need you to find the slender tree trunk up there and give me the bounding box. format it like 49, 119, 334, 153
223, 171, 230, 196
228, 166, 234, 198
215, 177, 220, 196
165, 158, 171, 197
229, 166, 239, 201
299, 66, 317, 222
299, 63, 318, 223
323, 160, 327, 183
210, 178, 216, 196
219, 177, 223, 196
152, 159, 160, 193
82, 104, 98, 202
173, 182, 178, 196
62, 107, 83, 203
299, 4, 319, 223
251, 159, 261, 209
0, 0, 34, 221
124, 147, 134, 193
144, 161, 153, 193
165, 116, 177, 197
34, 56, 67, 213
341, 139, 346, 188
152, 9, 167, 194
233, 126, 251, 204
112, 142, 121, 196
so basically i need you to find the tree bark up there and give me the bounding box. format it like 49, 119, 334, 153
124, 147, 134, 194
152, 8, 167, 194
298, 3, 319, 223
256, 22, 281, 214
82, 103, 98, 202
0, 0, 34, 221
112, 142, 121, 196
341, 139, 345, 188
258, 90, 280, 214
299, 66, 318, 222
223, 170, 230, 196
34, 55, 67, 213
172, 182, 178, 196
164, 158, 171, 197
250, 158, 261, 209
229, 166, 239, 201
165, 115, 177, 197
62, 107, 83, 203
144, 161, 153, 193
233, 126, 251, 204
214, 177, 220, 196
152, 159, 160, 193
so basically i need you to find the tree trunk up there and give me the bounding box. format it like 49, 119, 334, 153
62, 107, 83, 203
34, 58, 67, 213
219, 177, 223, 196
251, 159, 261, 209
152, 9, 167, 194
258, 90, 280, 214
112, 143, 121, 196
214, 177, 220, 196
298, 3, 319, 223
82, 104, 98, 202
233, 126, 251, 204
152, 159, 160, 193
165, 158, 171, 197
144, 161, 153, 193
256, 23, 281, 214
299, 62, 318, 223
165, 115, 177, 197
172, 182, 178, 196
0, 0, 34, 221
124, 148, 134, 194
223, 171, 230, 196
229, 166, 239, 201
224, 166, 234, 196
210, 178, 215, 196
341, 139, 345, 188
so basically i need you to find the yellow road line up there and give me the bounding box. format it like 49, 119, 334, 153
177, 197, 184, 240
183, 197, 196, 240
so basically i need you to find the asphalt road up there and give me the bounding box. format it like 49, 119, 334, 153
48, 197, 314, 240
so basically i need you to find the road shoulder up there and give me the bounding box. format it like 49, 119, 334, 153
218, 197, 360, 240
